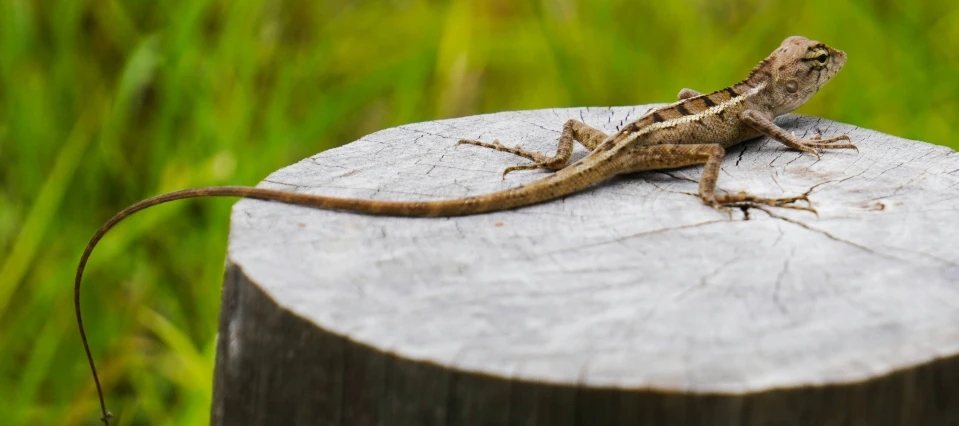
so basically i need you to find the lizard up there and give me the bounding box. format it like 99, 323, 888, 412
76, 35, 857, 424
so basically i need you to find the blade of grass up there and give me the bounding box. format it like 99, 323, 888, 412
137, 307, 213, 395
0, 99, 102, 319
11, 307, 62, 425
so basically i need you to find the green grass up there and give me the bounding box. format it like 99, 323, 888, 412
1, 0, 956, 424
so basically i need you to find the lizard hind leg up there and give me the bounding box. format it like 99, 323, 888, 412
457, 119, 609, 179
625, 143, 815, 215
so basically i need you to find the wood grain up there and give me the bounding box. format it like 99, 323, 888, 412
211, 106, 959, 425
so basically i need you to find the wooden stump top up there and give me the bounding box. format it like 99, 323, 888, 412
227, 106, 959, 393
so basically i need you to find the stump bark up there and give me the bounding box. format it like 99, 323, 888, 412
211, 106, 959, 426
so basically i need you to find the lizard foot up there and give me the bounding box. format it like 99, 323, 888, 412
803, 133, 858, 152
457, 139, 550, 162
500, 161, 562, 179
783, 133, 857, 159
457, 139, 563, 179
706, 193, 817, 216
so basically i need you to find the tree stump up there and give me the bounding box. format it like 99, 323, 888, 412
211, 106, 959, 426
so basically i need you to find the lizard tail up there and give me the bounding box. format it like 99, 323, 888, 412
76, 156, 622, 424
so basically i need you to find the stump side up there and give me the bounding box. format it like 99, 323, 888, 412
211, 262, 959, 426
216, 106, 959, 425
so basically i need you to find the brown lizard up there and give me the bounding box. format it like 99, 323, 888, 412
77, 35, 857, 424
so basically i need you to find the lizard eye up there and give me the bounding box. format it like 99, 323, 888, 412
804, 49, 830, 66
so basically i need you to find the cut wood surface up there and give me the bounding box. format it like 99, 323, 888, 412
212, 106, 959, 425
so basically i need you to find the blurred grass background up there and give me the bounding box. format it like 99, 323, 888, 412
1, 0, 956, 424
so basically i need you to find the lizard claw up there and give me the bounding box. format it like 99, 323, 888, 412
768, 194, 817, 212
771, 194, 809, 206
457, 138, 504, 148
779, 203, 819, 216
799, 146, 822, 159
706, 200, 734, 219
501, 165, 528, 180
767, 194, 818, 215
502, 162, 551, 179
814, 134, 851, 143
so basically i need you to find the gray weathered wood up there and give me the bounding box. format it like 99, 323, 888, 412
211, 106, 959, 425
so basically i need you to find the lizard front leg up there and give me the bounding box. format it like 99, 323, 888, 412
458, 119, 608, 178
741, 110, 857, 158
623, 144, 813, 213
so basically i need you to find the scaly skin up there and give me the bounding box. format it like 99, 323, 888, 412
77, 36, 857, 425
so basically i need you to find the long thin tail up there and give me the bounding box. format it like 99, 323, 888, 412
76, 156, 621, 424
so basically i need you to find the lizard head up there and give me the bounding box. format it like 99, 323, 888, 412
762, 36, 846, 115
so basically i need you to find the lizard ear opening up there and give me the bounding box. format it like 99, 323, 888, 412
785, 80, 799, 93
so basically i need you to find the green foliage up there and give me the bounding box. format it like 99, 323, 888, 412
0, 0, 955, 424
